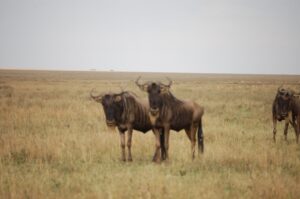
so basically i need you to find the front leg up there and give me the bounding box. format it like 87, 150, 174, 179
160, 128, 166, 160
164, 126, 170, 160
152, 128, 161, 163
290, 115, 299, 143
296, 117, 300, 144
296, 124, 299, 144
284, 116, 290, 141
119, 131, 126, 161
127, 127, 133, 161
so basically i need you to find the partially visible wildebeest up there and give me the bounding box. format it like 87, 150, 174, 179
135, 77, 204, 162
272, 87, 300, 143
90, 90, 165, 161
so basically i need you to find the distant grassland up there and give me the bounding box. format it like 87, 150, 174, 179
0, 69, 300, 199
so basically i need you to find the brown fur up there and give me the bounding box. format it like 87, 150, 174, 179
151, 91, 204, 161
272, 88, 300, 143
91, 91, 162, 161
136, 79, 204, 162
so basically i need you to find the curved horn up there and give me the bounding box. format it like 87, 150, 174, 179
166, 77, 173, 87
285, 89, 296, 97
160, 77, 173, 87
90, 88, 103, 101
277, 85, 284, 93
135, 76, 142, 86
135, 76, 148, 91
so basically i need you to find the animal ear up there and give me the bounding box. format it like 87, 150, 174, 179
114, 95, 122, 102
286, 91, 293, 98
282, 91, 292, 100
90, 89, 104, 102
160, 85, 170, 93
137, 84, 148, 92
95, 97, 103, 103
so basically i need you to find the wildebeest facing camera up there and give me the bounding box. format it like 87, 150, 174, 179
136, 76, 204, 161
1, 0, 300, 198
90, 89, 166, 162
272, 87, 300, 143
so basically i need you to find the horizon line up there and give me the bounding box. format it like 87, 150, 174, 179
0, 66, 299, 76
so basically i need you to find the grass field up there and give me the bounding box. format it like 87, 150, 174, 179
0, 69, 300, 199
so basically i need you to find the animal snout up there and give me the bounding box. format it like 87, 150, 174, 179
106, 120, 116, 126
276, 115, 286, 121
150, 108, 159, 115
280, 112, 288, 117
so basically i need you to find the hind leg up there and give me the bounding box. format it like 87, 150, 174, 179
127, 128, 133, 161
296, 118, 300, 143
297, 127, 299, 144
284, 123, 289, 141
185, 126, 196, 159
198, 120, 204, 154
284, 117, 289, 141
190, 124, 197, 160
273, 117, 277, 142
119, 131, 126, 161
293, 128, 299, 143
184, 127, 192, 141
290, 118, 298, 143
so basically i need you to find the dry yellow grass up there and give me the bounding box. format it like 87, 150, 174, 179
0, 69, 300, 199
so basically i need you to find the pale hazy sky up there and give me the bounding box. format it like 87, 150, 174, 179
0, 0, 299, 74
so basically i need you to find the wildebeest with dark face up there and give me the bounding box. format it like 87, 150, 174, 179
272, 87, 300, 143
90, 90, 165, 161
136, 77, 204, 162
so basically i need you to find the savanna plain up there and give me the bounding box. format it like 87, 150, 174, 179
1, 69, 300, 199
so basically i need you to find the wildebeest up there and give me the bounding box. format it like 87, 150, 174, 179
135, 77, 204, 162
90, 90, 165, 161
272, 87, 300, 143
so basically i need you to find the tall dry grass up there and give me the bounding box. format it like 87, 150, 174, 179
0, 70, 300, 199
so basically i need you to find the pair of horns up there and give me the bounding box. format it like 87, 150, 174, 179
277, 86, 294, 97
277, 85, 286, 93
135, 76, 173, 88
90, 89, 133, 101
91, 77, 173, 100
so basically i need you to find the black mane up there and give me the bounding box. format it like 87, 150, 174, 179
118, 91, 152, 133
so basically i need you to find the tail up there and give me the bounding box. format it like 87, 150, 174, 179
198, 119, 204, 153
160, 128, 166, 160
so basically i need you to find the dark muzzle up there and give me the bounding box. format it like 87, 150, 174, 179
277, 114, 287, 121
106, 120, 116, 126
149, 108, 159, 116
